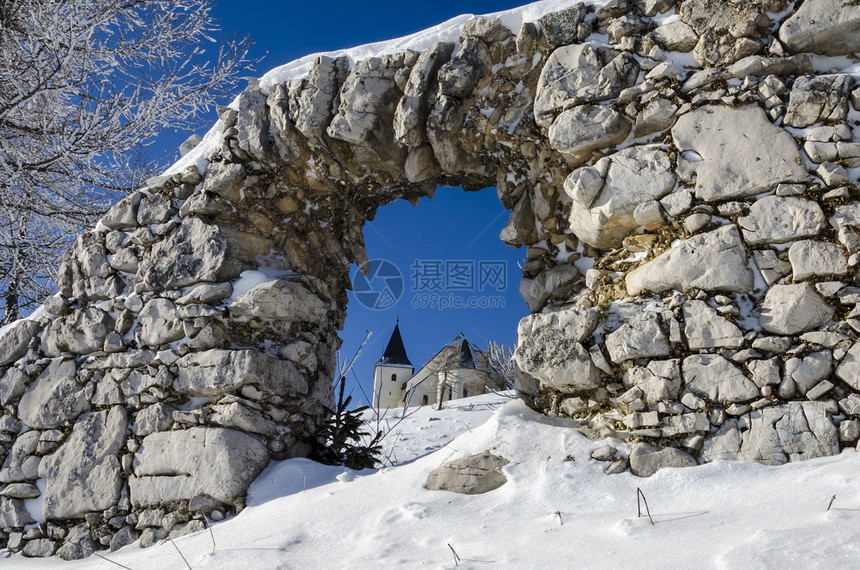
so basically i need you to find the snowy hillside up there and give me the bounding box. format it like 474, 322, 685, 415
9, 391, 860, 568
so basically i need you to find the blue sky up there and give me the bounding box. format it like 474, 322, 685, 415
194, 1, 532, 405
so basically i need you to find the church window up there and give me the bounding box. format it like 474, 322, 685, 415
391, 373, 396, 382
463, 387, 468, 398
421, 395, 428, 405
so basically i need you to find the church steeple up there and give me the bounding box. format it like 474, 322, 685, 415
377, 321, 412, 367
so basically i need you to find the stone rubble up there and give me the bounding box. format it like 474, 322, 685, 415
3, 0, 860, 557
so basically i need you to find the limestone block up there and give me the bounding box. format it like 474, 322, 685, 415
534, 43, 639, 128
174, 349, 308, 397
662, 413, 711, 437
0, 431, 41, 483
788, 240, 848, 281
0, 497, 35, 528
759, 283, 833, 335
835, 342, 860, 391
784, 74, 852, 128
425, 452, 508, 494
514, 307, 601, 391
779, 0, 860, 56
785, 351, 832, 395
208, 402, 278, 438
56, 232, 125, 301
228, 277, 331, 324
672, 105, 807, 202
133, 403, 175, 437
128, 427, 269, 507
748, 358, 782, 388
202, 162, 246, 202
18, 358, 89, 429
518, 264, 580, 313
605, 312, 670, 364
394, 42, 455, 147
295, 56, 349, 143
683, 354, 759, 404
233, 78, 272, 162
548, 105, 631, 162
633, 200, 665, 230
176, 282, 233, 305
565, 146, 675, 250
327, 55, 406, 164
739, 196, 826, 246
136, 194, 176, 226
135, 217, 251, 292
683, 300, 744, 350
629, 443, 697, 477
101, 191, 144, 230
138, 298, 185, 347
537, 4, 591, 48
38, 407, 127, 520
651, 20, 699, 53
626, 225, 753, 295
437, 37, 489, 99
634, 97, 679, 137
739, 402, 838, 464
623, 359, 681, 404
0, 319, 41, 367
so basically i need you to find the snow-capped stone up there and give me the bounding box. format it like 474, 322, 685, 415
228, 277, 331, 323
739, 196, 826, 246
176, 282, 233, 305
537, 4, 592, 48
425, 452, 509, 494
38, 407, 127, 519
534, 43, 639, 129
605, 312, 670, 364
0, 319, 41, 367
102, 192, 144, 230
564, 146, 675, 250
629, 442, 697, 477
394, 42, 455, 147
129, 427, 269, 507
548, 105, 631, 163
683, 300, 744, 350
683, 354, 759, 405
514, 307, 601, 391
626, 225, 753, 295
672, 105, 807, 202
759, 283, 834, 335
778, 0, 860, 56
788, 240, 848, 280
294, 56, 349, 143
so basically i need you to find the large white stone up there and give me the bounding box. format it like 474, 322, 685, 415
38, 407, 127, 520
564, 146, 675, 250
683, 300, 744, 350
534, 43, 639, 128
548, 105, 631, 162
779, 0, 860, 56
129, 427, 269, 507
605, 312, 670, 363
835, 341, 860, 391
228, 277, 331, 324
18, 359, 90, 429
138, 299, 185, 347
514, 307, 601, 391
671, 105, 807, 202
683, 354, 759, 404
759, 283, 833, 335
739, 196, 826, 246
174, 349, 308, 397
626, 225, 753, 296
788, 240, 848, 281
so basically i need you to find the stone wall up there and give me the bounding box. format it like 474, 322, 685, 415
2, 0, 860, 558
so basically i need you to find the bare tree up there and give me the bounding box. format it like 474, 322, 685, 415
486, 341, 519, 392
0, 0, 254, 324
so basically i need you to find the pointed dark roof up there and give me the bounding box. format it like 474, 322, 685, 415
377, 323, 413, 367
455, 337, 476, 368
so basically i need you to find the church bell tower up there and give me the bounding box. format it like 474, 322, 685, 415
372, 321, 414, 408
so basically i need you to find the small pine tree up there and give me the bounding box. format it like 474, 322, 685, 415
310, 378, 382, 470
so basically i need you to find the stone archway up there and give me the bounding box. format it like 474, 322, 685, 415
2, 0, 860, 558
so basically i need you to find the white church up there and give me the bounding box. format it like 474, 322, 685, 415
371, 322, 497, 409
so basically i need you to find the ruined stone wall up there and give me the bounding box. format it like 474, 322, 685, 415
1, 0, 860, 558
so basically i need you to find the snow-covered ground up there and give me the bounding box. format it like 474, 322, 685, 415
9, 391, 860, 568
